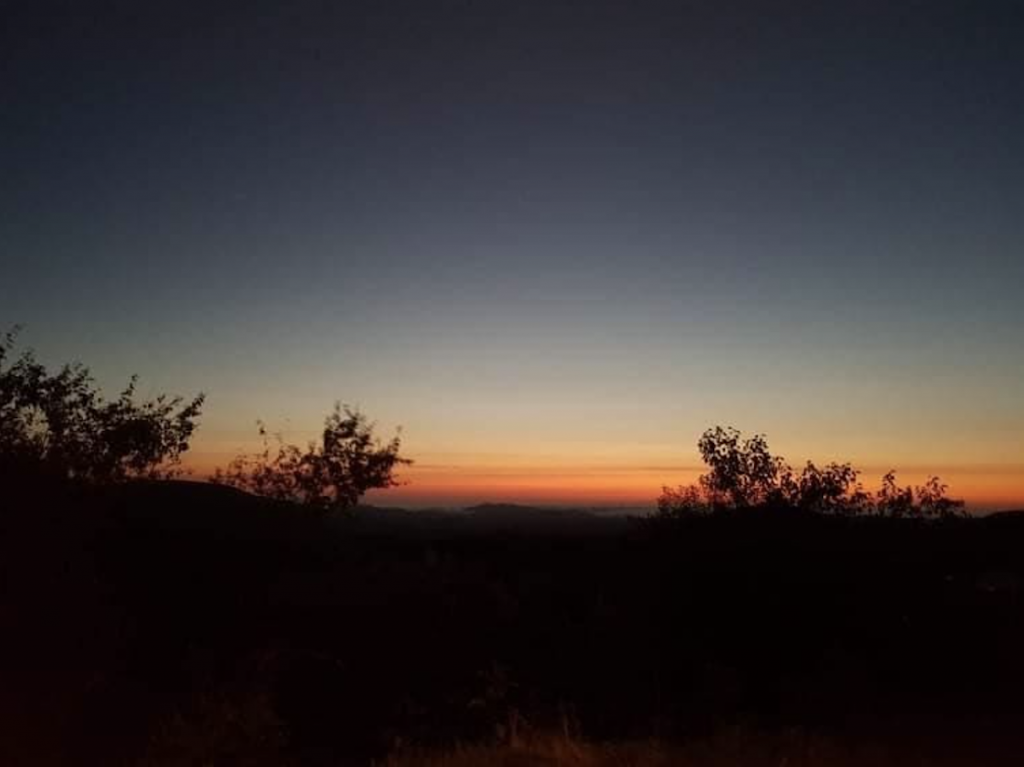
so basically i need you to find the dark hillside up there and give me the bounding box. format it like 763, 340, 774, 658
6, 483, 1024, 765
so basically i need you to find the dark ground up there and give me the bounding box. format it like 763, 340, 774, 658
4, 480, 1024, 765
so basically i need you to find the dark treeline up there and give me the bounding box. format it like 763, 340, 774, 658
656, 425, 966, 520
4, 338, 1024, 766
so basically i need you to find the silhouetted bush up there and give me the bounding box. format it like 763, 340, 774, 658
779, 461, 872, 516
0, 327, 204, 485
214, 403, 411, 513
656, 484, 711, 518
658, 427, 965, 519
876, 471, 966, 519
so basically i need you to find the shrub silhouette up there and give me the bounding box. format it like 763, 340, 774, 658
0, 327, 204, 484
659, 426, 965, 518
214, 403, 411, 513
779, 461, 872, 516
875, 471, 966, 519
656, 483, 711, 518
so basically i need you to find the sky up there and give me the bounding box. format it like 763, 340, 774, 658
2, 1, 1023, 509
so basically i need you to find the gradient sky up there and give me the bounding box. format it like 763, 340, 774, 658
3, 1, 1023, 509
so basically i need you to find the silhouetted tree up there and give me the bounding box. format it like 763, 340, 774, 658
657, 426, 783, 516
658, 426, 966, 518
0, 328, 204, 485
874, 470, 916, 518
214, 403, 411, 513
873, 471, 965, 519
914, 475, 966, 518
697, 426, 783, 508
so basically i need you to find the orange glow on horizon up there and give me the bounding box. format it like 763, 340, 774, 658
184, 447, 1023, 512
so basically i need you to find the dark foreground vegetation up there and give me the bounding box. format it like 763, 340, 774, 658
4, 334, 1024, 765
6, 480, 1024, 765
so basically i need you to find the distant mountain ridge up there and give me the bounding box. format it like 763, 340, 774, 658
351, 501, 631, 534
364, 501, 652, 518
108, 481, 1024, 536
463, 503, 597, 517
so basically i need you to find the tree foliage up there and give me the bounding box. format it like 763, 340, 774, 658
0, 327, 205, 484
778, 461, 872, 516
697, 426, 784, 508
214, 403, 411, 513
658, 426, 965, 519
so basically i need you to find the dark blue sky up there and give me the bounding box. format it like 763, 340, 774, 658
3, 1, 1023, 506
